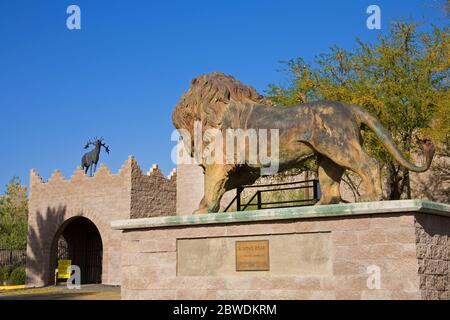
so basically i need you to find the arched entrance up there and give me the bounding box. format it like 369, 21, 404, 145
50, 217, 103, 284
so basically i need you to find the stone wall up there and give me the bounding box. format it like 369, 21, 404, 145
26, 156, 176, 287
415, 213, 450, 299
131, 163, 176, 218
116, 201, 450, 300
176, 164, 204, 215
115, 201, 450, 300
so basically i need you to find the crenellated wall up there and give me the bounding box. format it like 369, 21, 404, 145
26, 156, 176, 287
131, 163, 177, 219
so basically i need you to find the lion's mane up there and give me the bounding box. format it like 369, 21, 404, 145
172, 72, 268, 135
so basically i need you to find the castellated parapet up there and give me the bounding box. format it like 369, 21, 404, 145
26, 156, 176, 287
29, 156, 177, 219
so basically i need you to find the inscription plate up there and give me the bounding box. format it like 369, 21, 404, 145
235, 240, 270, 271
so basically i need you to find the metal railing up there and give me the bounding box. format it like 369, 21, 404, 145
0, 247, 27, 267
223, 179, 321, 212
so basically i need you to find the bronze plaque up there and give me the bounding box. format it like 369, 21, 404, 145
235, 240, 270, 271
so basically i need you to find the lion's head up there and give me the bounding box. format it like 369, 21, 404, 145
172, 72, 268, 155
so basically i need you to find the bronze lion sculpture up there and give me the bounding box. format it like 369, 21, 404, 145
172, 72, 435, 213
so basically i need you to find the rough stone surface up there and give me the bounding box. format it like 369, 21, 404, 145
26, 157, 176, 287
131, 161, 176, 218
415, 213, 450, 300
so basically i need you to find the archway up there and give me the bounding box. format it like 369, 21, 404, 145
50, 217, 103, 284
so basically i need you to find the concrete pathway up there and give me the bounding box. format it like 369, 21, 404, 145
0, 284, 121, 300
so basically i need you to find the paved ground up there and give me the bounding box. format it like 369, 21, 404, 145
0, 284, 121, 300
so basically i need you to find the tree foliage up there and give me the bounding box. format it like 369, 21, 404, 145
0, 177, 28, 249
266, 21, 449, 200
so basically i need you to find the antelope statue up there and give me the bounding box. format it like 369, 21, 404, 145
81, 137, 110, 176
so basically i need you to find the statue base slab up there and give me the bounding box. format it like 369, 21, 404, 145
112, 200, 450, 300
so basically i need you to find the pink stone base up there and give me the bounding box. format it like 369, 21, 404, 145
119, 212, 449, 300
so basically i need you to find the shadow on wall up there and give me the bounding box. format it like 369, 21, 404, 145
26, 206, 68, 287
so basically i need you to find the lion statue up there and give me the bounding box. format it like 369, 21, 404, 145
172, 72, 435, 213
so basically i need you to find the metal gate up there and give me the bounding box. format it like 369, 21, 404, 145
84, 232, 102, 284
55, 218, 103, 284
223, 179, 321, 212
57, 236, 69, 260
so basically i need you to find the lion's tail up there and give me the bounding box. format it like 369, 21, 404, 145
350, 105, 435, 173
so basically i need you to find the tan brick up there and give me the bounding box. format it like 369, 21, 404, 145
225, 277, 254, 290
416, 244, 430, 259
429, 245, 446, 260
360, 290, 393, 300
179, 225, 228, 238
292, 220, 320, 233
139, 238, 176, 252
368, 243, 416, 259
434, 275, 447, 291
381, 275, 419, 291
264, 276, 321, 290
357, 229, 387, 244
121, 240, 140, 253
206, 277, 227, 290
370, 215, 409, 229
333, 260, 366, 275
176, 289, 215, 300
259, 290, 313, 300
317, 217, 371, 232
334, 245, 372, 260
271, 221, 298, 234
336, 290, 362, 300
334, 275, 368, 290
320, 277, 337, 290
216, 290, 262, 300
121, 288, 140, 300
139, 290, 177, 300
332, 231, 358, 245
225, 223, 273, 237
383, 259, 419, 275
386, 228, 416, 243
121, 276, 151, 290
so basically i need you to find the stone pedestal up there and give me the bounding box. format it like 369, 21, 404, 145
111, 200, 450, 300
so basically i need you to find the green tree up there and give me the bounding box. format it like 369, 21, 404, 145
266, 21, 449, 200
0, 177, 28, 249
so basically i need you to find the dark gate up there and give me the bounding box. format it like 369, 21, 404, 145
55, 217, 103, 284
84, 232, 102, 284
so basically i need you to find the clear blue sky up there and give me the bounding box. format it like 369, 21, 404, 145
0, 0, 447, 193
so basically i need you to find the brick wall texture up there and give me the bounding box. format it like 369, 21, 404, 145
119, 212, 450, 300
130, 161, 176, 218
26, 156, 176, 287
415, 213, 450, 299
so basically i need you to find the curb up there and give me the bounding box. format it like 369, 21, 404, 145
0, 285, 26, 291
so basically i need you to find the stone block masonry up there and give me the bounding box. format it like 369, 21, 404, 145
415, 213, 450, 299
131, 162, 176, 218
112, 200, 450, 300
26, 156, 176, 287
